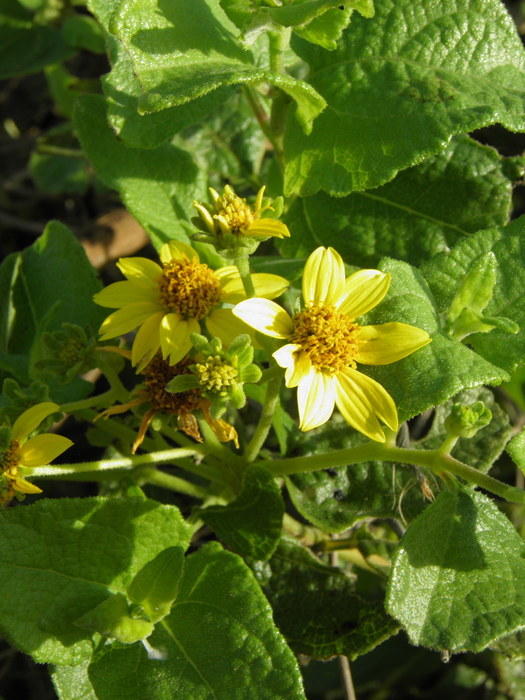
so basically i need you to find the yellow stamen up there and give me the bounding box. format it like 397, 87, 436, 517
214, 186, 255, 232
291, 304, 361, 374
157, 259, 222, 320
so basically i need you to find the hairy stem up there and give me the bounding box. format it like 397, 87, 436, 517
258, 443, 525, 505
243, 368, 284, 464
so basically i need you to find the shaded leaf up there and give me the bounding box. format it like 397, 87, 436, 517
386, 489, 525, 652
259, 538, 399, 660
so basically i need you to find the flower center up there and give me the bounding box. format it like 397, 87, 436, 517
1, 440, 21, 479
194, 356, 238, 397
157, 259, 222, 320
215, 190, 255, 232
291, 304, 361, 374
143, 356, 202, 415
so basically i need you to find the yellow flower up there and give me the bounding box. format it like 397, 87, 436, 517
194, 185, 290, 239
94, 241, 288, 370
233, 247, 431, 442
1, 402, 72, 503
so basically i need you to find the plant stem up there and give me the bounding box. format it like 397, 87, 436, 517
234, 244, 256, 297
268, 28, 290, 75
134, 467, 208, 499
243, 368, 284, 464
36, 448, 200, 477
61, 389, 116, 414
258, 443, 525, 505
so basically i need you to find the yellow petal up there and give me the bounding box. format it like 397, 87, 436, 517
19, 434, 73, 467
13, 477, 42, 495
160, 240, 199, 264
286, 351, 312, 389
335, 368, 398, 442
233, 299, 293, 338
336, 270, 390, 319
221, 273, 289, 303
355, 323, 431, 365
159, 313, 197, 365
215, 265, 240, 286
273, 345, 312, 388
246, 219, 291, 238
273, 343, 301, 370
117, 257, 162, 283
93, 280, 157, 309
99, 302, 163, 340
132, 311, 164, 370
302, 247, 345, 306
297, 370, 336, 431
206, 308, 256, 346
12, 402, 60, 441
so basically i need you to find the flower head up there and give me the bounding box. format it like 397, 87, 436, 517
233, 247, 431, 442
193, 185, 290, 249
94, 241, 288, 371
97, 354, 239, 452
166, 333, 262, 419
0, 402, 72, 504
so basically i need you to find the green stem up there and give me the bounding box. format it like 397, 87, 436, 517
268, 28, 290, 75
243, 368, 284, 464
134, 467, 208, 499
36, 144, 84, 158
234, 244, 256, 298
60, 389, 116, 414
36, 448, 200, 477
258, 443, 525, 505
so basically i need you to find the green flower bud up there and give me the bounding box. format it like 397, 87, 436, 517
444, 401, 492, 439
34, 323, 97, 382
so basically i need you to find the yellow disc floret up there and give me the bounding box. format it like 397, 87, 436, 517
214, 186, 256, 232
291, 304, 361, 374
157, 259, 222, 320
194, 355, 238, 397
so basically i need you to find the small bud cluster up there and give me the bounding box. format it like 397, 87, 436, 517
166, 333, 262, 419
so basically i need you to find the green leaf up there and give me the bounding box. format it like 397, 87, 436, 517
0, 8, 72, 78
127, 546, 185, 623
0, 497, 191, 664
260, 539, 399, 660
62, 15, 106, 54
52, 659, 97, 700
417, 387, 513, 474
362, 258, 509, 423
87, 0, 235, 149
3, 221, 105, 400
199, 465, 284, 559
74, 94, 207, 249
279, 136, 513, 267
106, 0, 325, 133
286, 418, 427, 532
292, 5, 355, 51
507, 428, 525, 474
386, 489, 525, 652
30, 151, 89, 194
422, 216, 525, 373
88, 543, 306, 700
284, 0, 525, 195
75, 592, 154, 644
